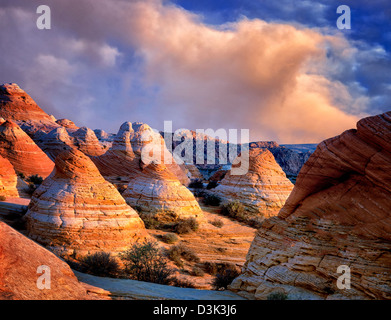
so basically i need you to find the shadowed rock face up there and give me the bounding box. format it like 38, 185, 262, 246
122, 162, 203, 219
0, 120, 54, 178
212, 148, 294, 218
26, 148, 148, 258
230, 112, 391, 300
0, 155, 19, 198
0, 221, 89, 300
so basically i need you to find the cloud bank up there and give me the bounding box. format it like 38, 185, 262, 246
0, 0, 381, 143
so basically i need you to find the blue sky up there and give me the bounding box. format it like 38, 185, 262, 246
0, 0, 390, 143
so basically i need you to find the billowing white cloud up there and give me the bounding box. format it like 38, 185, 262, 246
0, 0, 376, 143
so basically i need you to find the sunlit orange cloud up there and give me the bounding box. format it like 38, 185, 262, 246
119, 0, 367, 143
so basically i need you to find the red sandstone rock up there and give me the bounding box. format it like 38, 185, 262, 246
230, 112, 391, 300
0, 120, 54, 178
0, 221, 89, 300
0, 155, 19, 198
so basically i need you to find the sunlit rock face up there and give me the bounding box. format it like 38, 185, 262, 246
122, 161, 203, 219
0, 120, 54, 178
230, 112, 391, 300
92, 121, 189, 185
26, 148, 149, 258
0, 221, 89, 300
212, 148, 294, 218
0, 155, 19, 198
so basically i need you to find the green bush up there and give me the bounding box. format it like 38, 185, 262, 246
170, 277, 196, 288
188, 179, 204, 189
267, 291, 288, 300
26, 174, 44, 185
120, 240, 173, 285
203, 194, 222, 206
221, 201, 245, 219
81, 252, 120, 277
206, 181, 218, 190
203, 261, 238, 276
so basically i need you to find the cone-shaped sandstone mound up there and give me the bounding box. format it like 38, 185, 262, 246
230, 112, 391, 300
36, 127, 75, 161
123, 161, 203, 219
0, 120, 54, 178
26, 148, 148, 258
212, 148, 293, 218
0, 83, 58, 134
71, 127, 106, 156
0, 83, 53, 122
0, 155, 19, 198
93, 122, 189, 185
0, 221, 89, 300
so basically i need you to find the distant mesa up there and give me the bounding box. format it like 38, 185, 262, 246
26, 148, 149, 258
123, 161, 204, 219
0, 155, 19, 198
231, 112, 391, 300
0, 221, 89, 300
212, 148, 294, 218
0, 120, 54, 178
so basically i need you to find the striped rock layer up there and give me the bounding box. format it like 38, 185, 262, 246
0, 120, 54, 178
0, 155, 19, 198
212, 148, 294, 218
92, 122, 189, 185
123, 162, 203, 219
26, 148, 148, 258
230, 112, 391, 300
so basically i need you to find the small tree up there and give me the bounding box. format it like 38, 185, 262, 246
120, 240, 173, 284
81, 252, 120, 277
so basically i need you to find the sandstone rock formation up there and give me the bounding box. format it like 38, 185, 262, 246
212, 149, 294, 218
35, 127, 75, 161
0, 83, 58, 135
71, 127, 106, 156
230, 112, 391, 300
0, 120, 54, 178
0, 155, 19, 198
26, 148, 149, 258
0, 221, 89, 300
56, 118, 78, 130
93, 122, 189, 185
122, 161, 203, 219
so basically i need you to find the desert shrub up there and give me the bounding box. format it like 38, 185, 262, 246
206, 181, 218, 190
160, 232, 179, 244
188, 179, 204, 189
209, 218, 224, 228
267, 291, 288, 300
138, 210, 179, 230
120, 240, 173, 284
170, 278, 196, 288
81, 252, 120, 277
247, 217, 263, 229
191, 266, 205, 277
24, 182, 38, 196
26, 174, 44, 185
221, 201, 245, 219
17, 172, 25, 180
0, 195, 6, 201
212, 268, 240, 290
203, 193, 222, 206
167, 244, 200, 267
203, 262, 238, 276
174, 217, 199, 234
193, 189, 206, 198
